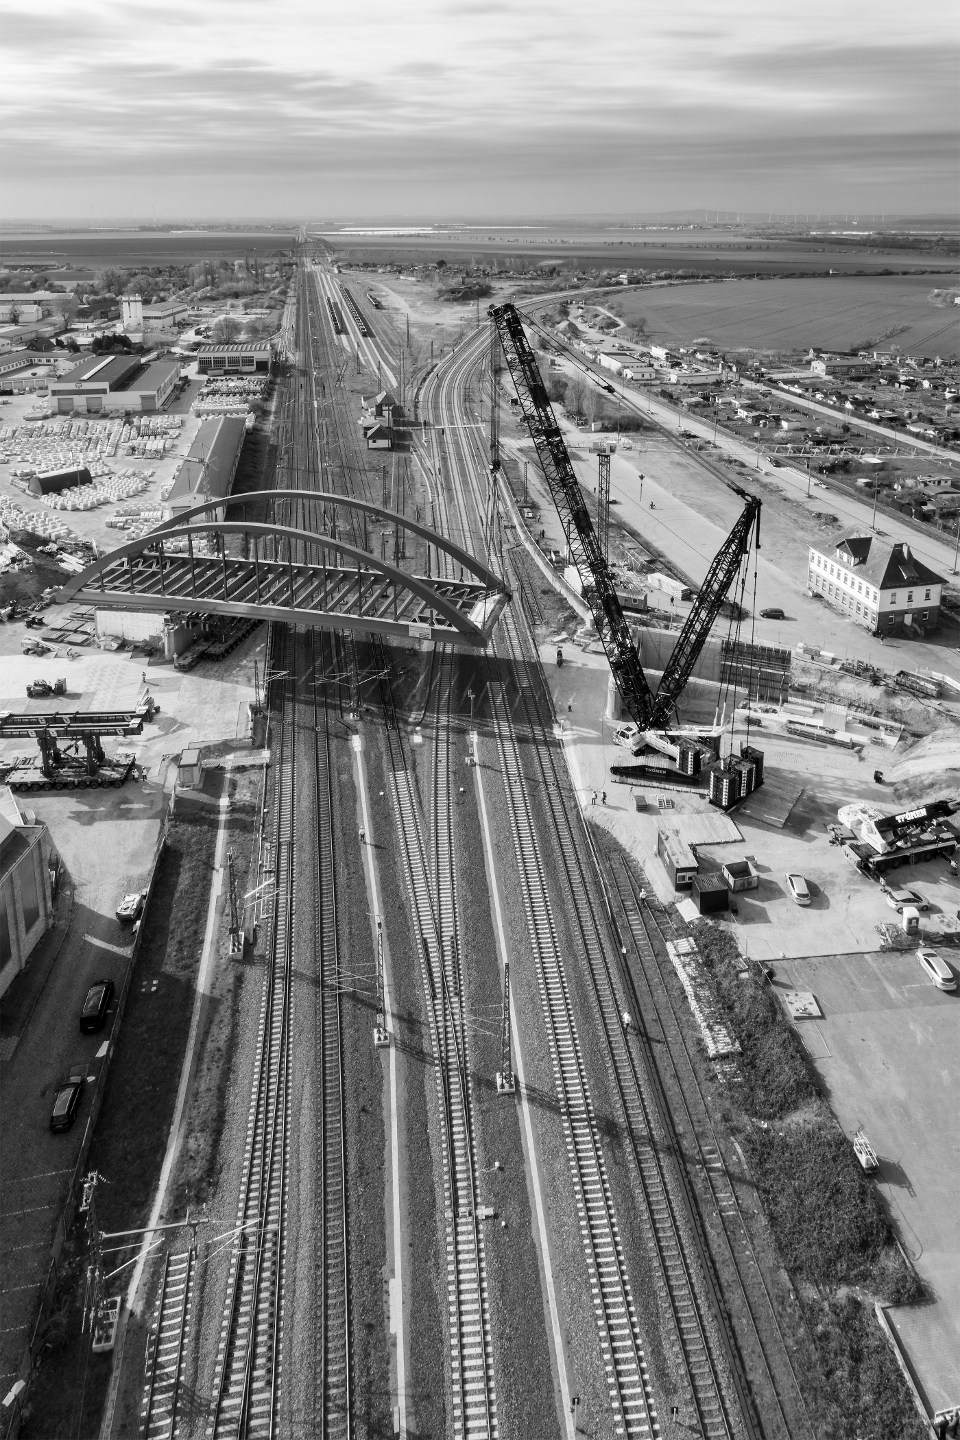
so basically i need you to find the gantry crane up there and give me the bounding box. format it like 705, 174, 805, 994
489, 303, 761, 732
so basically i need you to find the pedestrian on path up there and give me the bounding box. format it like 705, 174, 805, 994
600, 790, 607, 805
141, 670, 147, 683
590, 790, 597, 806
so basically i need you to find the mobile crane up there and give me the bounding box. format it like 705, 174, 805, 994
489, 303, 762, 742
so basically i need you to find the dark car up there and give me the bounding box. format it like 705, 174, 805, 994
80, 979, 115, 1034
49, 1068, 85, 1133
760, 607, 786, 620
601, 382, 616, 393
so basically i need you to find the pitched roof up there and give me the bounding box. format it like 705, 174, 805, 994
826, 532, 944, 590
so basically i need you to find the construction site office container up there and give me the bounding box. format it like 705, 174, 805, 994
657, 831, 698, 890
692, 873, 729, 914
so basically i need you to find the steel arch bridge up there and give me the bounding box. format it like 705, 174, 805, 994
55, 491, 510, 648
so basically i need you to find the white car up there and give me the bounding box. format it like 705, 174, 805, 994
915, 948, 956, 992
883, 886, 930, 913
785, 873, 811, 905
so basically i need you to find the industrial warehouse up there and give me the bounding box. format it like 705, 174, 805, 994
47, 353, 181, 414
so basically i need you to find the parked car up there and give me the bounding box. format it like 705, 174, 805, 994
49, 1067, 85, 1133
760, 607, 786, 620
915, 947, 956, 992
785, 873, 811, 905
80, 979, 115, 1034
116, 891, 146, 922
883, 887, 930, 914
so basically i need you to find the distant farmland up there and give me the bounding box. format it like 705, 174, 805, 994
604, 275, 960, 357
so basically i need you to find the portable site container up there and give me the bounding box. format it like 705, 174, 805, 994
692, 872, 729, 914
658, 831, 698, 890
178, 748, 202, 790
900, 905, 920, 936
722, 859, 758, 892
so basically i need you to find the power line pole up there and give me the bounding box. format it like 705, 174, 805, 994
374, 919, 388, 1047
227, 849, 242, 955
496, 962, 515, 1093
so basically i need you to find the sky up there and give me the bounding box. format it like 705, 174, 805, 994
2, 0, 957, 221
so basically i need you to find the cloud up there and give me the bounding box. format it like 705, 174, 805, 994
4, 0, 956, 217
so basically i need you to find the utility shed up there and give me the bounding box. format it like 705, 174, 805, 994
27, 466, 93, 496
658, 830, 698, 890
722, 858, 758, 892
692, 872, 729, 914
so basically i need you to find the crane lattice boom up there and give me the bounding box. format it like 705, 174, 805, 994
490, 302, 761, 730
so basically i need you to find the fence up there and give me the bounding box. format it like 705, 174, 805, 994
3, 799, 173, 1440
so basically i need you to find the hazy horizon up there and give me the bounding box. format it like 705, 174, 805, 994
3, 0, 958, 221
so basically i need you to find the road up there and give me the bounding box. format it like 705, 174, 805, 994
543, 355, 960, 684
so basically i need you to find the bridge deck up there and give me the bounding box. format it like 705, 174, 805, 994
68, 551, 508, 647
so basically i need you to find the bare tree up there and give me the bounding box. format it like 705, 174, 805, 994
212, 317, 242, 343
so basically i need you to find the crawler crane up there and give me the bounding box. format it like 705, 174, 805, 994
489, 302, 763, 789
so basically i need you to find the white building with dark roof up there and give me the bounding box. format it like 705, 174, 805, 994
808, 533, 943, 637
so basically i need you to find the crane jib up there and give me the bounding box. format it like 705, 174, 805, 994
490, 302, 760, 732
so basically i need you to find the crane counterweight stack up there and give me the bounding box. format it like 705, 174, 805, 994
489, 303, 763, 753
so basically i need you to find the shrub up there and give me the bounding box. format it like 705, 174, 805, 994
742, 1125, 889, 1285
808, 1294, 928, 1440
692, 921, 816, 1119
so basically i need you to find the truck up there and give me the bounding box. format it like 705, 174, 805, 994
838, 799, 958, 877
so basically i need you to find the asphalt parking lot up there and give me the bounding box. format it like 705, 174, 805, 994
772, 947, 960, 1415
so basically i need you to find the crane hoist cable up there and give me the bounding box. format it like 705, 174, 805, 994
489, 301, 761, 732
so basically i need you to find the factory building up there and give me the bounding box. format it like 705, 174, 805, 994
122, 296, 190, 334
48, 354, 180, 415
0, 789, 57, 1001
196, 341, 273, 376
166, 415, 247, 522
808, 534, 943, 638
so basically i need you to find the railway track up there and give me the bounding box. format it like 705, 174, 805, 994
421, 332, 759, 1436
607, 859, 812, 1440
206, 645, 295, 1440
494, 597, 745, 1440
383, 655, 499, 1439
140, 1247, 196, 1440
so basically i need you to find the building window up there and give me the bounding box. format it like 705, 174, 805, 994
922, 610, 929, 621
887, 614, 895, 626
857, 582, 862, 594
907, 592, 914, 603
856, 603, 862, 614
889, 593, 897, 604
924, 589, 931, 600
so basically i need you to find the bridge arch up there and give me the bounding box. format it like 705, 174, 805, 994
56, 512, 510, 648
153, 489, 503, 591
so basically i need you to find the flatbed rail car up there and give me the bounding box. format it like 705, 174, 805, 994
841, 833, 957, 877
325, 297, 345, 335
0, 753, 137, 792
894, 670, 941, 699
338, 285, 370, 337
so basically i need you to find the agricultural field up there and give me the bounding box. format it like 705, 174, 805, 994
604, 274, 960, 358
